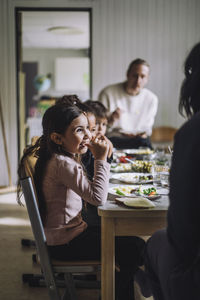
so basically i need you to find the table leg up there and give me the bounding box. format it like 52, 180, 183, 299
101, 217, 115, 300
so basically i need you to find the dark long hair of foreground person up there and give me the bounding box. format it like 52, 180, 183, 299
179, 42, 200, 118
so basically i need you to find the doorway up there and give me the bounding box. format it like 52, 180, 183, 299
16, 8, 92, 157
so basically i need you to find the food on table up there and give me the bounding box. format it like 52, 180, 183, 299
156, 160, 166, 166
111, 161, 153, 173
139, 175, 153, 181
113, 149, 154, 163
154, 165, 170, 173
137, 186, 157, 196
125, 148, 154, 155
111, 163, 132, 172
112, 185, 137, 196
110, 185, 161, 200
131, 161, 153, 173
115, 189, 126, 196
112, 173, 153, 184
119, 156, 133, 163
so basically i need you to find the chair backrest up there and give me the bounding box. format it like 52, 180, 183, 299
151, 126, 177, 143
21, 176, 101, 299
20, 177, 61, 300
22, 136, 39, 180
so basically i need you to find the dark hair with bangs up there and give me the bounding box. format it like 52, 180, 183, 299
84, 100, 108, 119
56, 94, 95, 115
41, 103, 83, 154
56, 94, 81, 107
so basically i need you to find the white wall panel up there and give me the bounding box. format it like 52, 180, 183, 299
0, 0, 18, 186
93, 0, 200, 130
0, 0, 200, 185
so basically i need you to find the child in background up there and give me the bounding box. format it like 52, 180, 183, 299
85, 100, 114, 166
80, 103, 101, 181
84, 100, 113, 155
81, 99, 146, 300
81, 100, 113, 227
85, 100, 108, 135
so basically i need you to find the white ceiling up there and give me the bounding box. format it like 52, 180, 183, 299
22, 11, 90, 49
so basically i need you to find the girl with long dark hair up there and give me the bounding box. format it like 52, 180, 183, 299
18, 95, 145, 300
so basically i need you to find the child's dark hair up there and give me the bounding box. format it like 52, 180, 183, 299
56, 94, 81, 107
17, 95, 84, 222
57, 94, 95, 115
84, 100, 108, 119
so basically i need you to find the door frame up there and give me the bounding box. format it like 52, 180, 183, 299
15, 7, 92, 158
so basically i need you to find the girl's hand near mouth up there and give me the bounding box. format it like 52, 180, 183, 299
94, 134, 113, 159
86, 136, 109, 161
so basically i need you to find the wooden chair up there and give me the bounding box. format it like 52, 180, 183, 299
20, 177, 101, 300
151, 126, 177, 149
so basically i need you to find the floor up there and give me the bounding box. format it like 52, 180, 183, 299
0, 191, 153, 300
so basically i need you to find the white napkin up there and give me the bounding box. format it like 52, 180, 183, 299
116, 197, 155, 208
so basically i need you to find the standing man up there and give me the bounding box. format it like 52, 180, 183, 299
98, 58, 158, 149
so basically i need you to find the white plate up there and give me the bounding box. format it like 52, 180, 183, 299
111, 163, 132, 173
109, 185, 139, 197
111, 172, 153, 184
111, 161, 153, 173
137, 194, 161, 201
125, 149, 154, 155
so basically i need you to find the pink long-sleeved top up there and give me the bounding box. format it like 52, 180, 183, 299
42, 154, 110, 246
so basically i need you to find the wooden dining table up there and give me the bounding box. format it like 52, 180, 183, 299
98, 190, 168, 300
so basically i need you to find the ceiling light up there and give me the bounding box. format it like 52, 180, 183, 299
47, 26, 84, 35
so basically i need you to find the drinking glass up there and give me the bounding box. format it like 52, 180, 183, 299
160, 172, 169, 188
152, 163, 161, 187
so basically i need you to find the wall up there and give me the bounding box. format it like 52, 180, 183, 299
92, 0, 200, 127
23, 48, 88, 99
0, 0, 200, 185
0, 0, 18, 187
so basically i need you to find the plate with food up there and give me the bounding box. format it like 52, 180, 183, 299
115, 197, 156, 208
111, 173, 153, 184
111, 161, 153, 173
125, 148, 154, 155
135, 186, 161, 200
111, 163, 132, 173
109, 185, 138, 197
131, 160, 153, 173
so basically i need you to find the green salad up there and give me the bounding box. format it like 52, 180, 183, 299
138, 186, 157, 196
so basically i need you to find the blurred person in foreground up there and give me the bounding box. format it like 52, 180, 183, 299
98, 58, 158, 149
143, 42, 200, 300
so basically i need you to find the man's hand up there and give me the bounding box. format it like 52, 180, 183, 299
121, 132, 136, 138
120, 131, 147, 138
108, 107, 122, 125
137, 132, 147, 138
